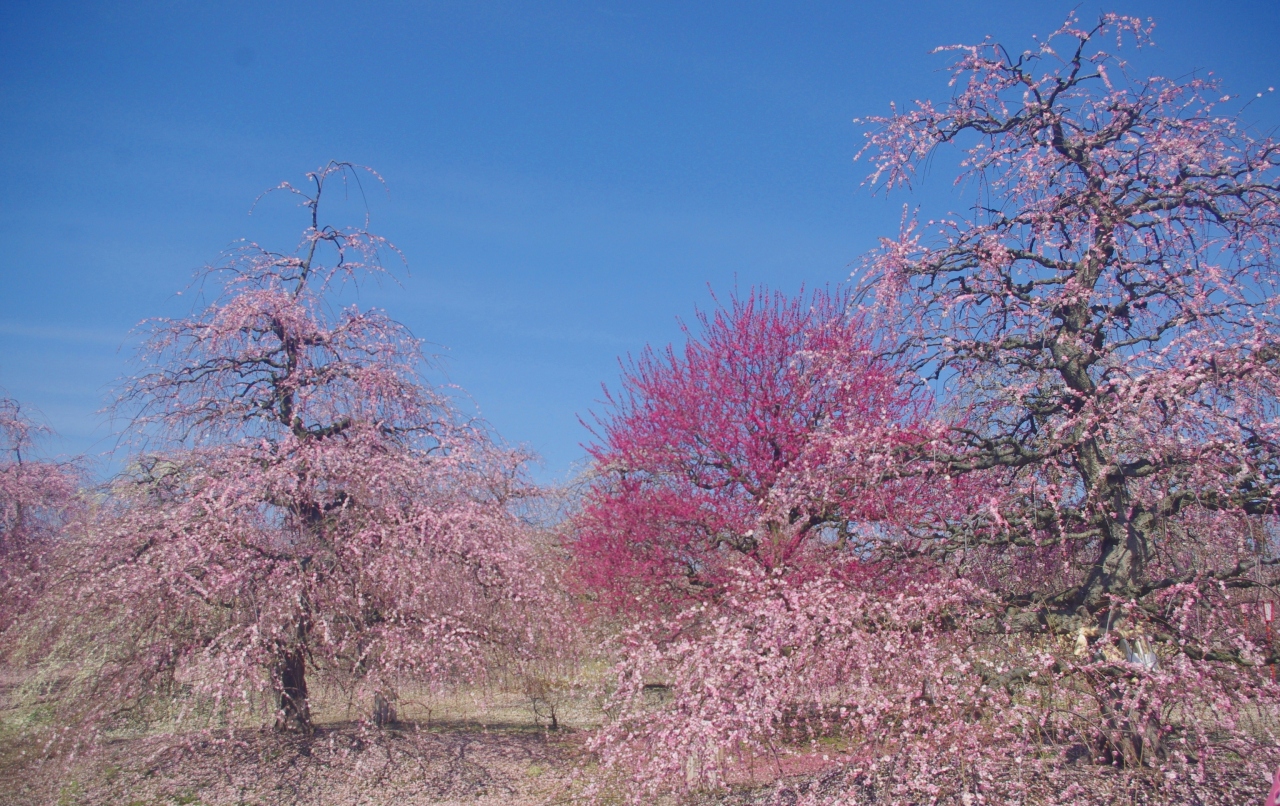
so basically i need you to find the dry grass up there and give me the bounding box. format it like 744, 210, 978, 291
3, 664, 1276, 806
0, 665, 605, 806
2, 721, 587, 806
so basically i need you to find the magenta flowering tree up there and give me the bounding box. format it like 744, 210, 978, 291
589, 16, 1280, 804
574, 286, 933, 614
44, 164, 548, 733
0, 398, 79, 642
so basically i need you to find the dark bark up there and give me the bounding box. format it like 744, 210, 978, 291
372, 691, 396, 727
275, 646, 311, 732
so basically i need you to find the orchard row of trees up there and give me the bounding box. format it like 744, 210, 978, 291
3, 13, 1279, 805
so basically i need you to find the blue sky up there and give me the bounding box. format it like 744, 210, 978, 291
2, 1, 1278, 481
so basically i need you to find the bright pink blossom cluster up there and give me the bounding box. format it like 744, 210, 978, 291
576, 286, 940, 615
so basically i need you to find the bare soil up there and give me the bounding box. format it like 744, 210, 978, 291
1, 720, 585, 806
5, 722, 1270, 806
1, 671, 1272, 806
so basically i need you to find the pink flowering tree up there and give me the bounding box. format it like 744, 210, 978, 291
0, 398, 80, 643
574, 286, 933, 614
40, 164, 550, 733
589, 16, 1280, 804
855, 9, 1280, 753
859, 9, 1280, 602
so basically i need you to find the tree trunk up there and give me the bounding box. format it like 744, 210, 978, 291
275, 646, 311, 732
1096, 692, 1162, 768
372, 691, 396, 727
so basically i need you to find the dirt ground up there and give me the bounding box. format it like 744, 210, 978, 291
4, 720, 1272, 806
0, 671, 1272, 806
1, 721, 587, 806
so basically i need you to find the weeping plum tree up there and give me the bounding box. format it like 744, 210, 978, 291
0, 398, 79, 644
858, 14, 1280, 620
858, 7, 1280, 725
43, 164, 548, 733
574, 287, 932, 614
849, 11, 1280, 778
589, 15, 1280, 804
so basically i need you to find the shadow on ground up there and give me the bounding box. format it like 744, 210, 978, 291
1, 720, 581, 806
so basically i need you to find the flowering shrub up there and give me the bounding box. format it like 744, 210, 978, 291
591, 571, 1276, 804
